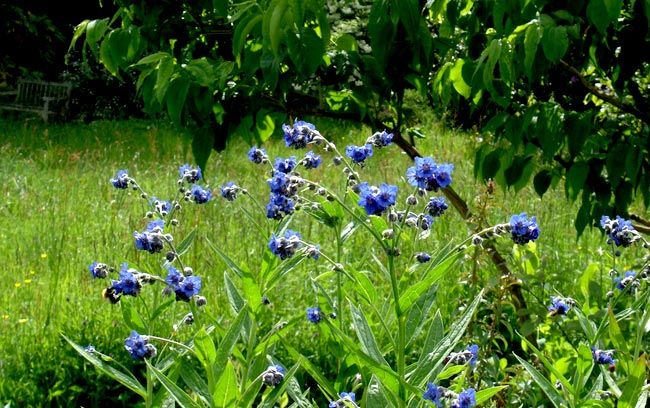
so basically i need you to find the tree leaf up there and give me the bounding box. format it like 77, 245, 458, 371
542, 26, 569, 63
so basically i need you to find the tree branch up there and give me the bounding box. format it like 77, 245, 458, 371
559, 59, 650, 124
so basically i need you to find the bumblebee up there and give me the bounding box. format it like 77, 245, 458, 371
102, 287, 121, 304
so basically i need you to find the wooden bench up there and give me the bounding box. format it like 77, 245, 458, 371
0, 79, 73, 123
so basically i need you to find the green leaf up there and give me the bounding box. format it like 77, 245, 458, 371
607, 306, 627, 355
450, 59, 472, 98
565, 162, 589, 201
405, 285, 436, 348
185, 58, 215, 88
86, 18, 110, 56
533, 169, 553, 197
194, 327, 217, 368
179, 363, 211, 405
524, 23, 542, 78
207, 238, 245, 278
519, 335, 575, 395
348, 301, 389, 366
542, 26, 568, 63
174, 227, 197, 257
398, 247, 463, 312
336, 34, 358, 52
191, 127, 213, 178
214, 306, 247, 386
121, 301, 147, 334
62, 335, 146, 398
410, 292, 483, 386
213, 360, 240, 407
165, 76, 190, 127
365, 374, 397, 407
155, 55, 174, 104
147, 360, 203, 408
587, 0, 612, 34
514, 353, 565, 408
224, 271, 246, 314
233, 13, 263, 60
606, 144, 629, 189
476, 386, 509, 405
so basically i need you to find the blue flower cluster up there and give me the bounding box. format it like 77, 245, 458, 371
261, 365, 285, 387
306, 307, 322, 323
282, 120, 323, 148
165, 266, 202, 302
445, 344, 479, 366
366, 130, 393, 147
179, 164, 202, 183
346, 144, 373, 164
425, 196, 448, 217
600, 215, 640, 247
329, 392, 357, 408
268, 229, 303, 259
423, 384, 476, 408
124, 330, 157, 360
548, 296, 573, 316
509, 213, 540, 245
134, 219, 166, 254
614, 270, 639, 294
406, 156, 453, 191
110, 169, 131, 189
357, 182, 398, 216
591, 347, 616, 371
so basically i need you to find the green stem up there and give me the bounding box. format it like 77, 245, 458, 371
335, 224, 345, 332
145, 362, 153, 408
388, 253, 406, 406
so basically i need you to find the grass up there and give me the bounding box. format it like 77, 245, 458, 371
0, 115, 625, 407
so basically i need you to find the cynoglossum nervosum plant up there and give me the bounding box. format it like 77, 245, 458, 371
65, 120, 556, 407
512, 215, 650, 408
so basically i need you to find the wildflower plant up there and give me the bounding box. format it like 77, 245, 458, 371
63, 121, 650, 407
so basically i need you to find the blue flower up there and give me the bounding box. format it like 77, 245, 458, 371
423, 383, 443, 406
445, 344, 479, 365
268, 229, 302, 259
346, 144, 373, 164
302, 151, 322, 169
174, 275, 202, 302
111, 264, 142, 297
165, 266, 182, 287
467, 344, 479, 365
220, 182, 239, 201
248, 146, 268, 164
190, 185, 212, 204
179, 164, 202, 183
357, 182, 397, 216
267, 172, 289, 195
416, 252, 431, 263
306, 307, 322, 323
425, 196, 448, 217
88, 261, 109, 279
419, 214, 434, 230
600, 215, 640, 247
110, 170, 130, 189
150, 196, 172, 215
456, 388, 476, 408
591, 347, 615, 365
283, 120, 319, 148
367, 130, 393, 147
329, 392, 357, 408
134, 220, 165, 253
124, 330, 157, 360
262, 365, 285, 386
614, 270, 639, 293
274, 157, 297, 174
548, 296, 571, 316
266, 193, 295, 219
509, 213, 540, 245
406, 157, 454, 191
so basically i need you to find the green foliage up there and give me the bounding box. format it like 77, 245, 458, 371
69, 0, 650, 236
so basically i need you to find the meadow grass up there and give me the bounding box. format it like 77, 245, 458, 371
0, 116, 619, 406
